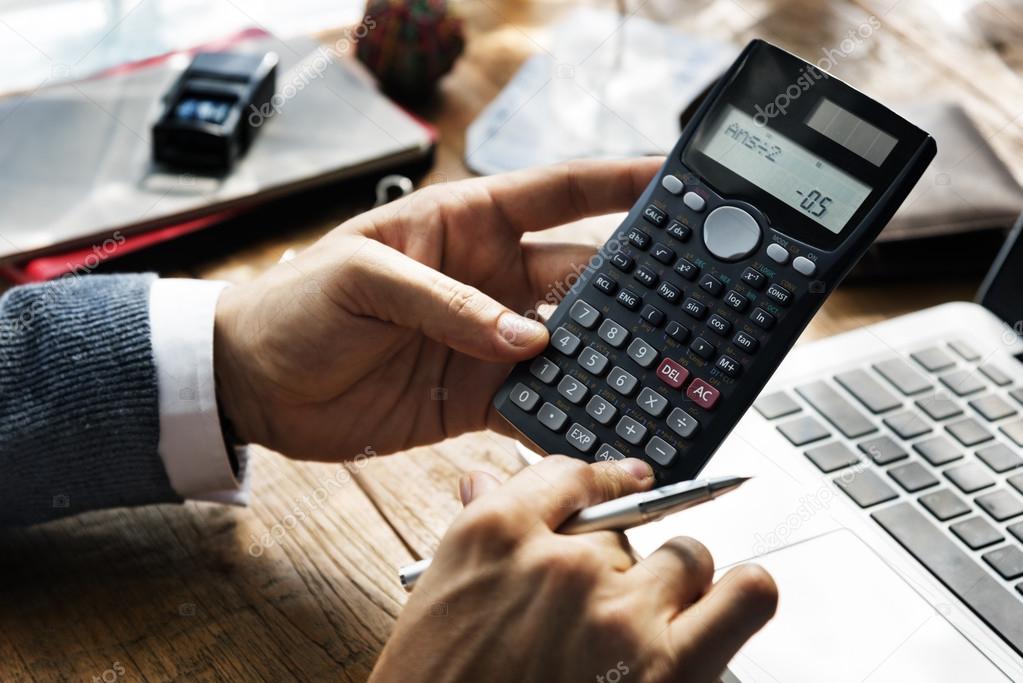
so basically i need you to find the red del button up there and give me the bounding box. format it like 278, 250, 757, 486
686, 378, 720, 410
656, 358, 689, 389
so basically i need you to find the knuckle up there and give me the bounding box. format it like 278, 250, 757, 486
443, 283, 487, 320
521, 539, 601, 588
664, 536, 715, 583
451, 505, 523, 550
727, 563, 779, 619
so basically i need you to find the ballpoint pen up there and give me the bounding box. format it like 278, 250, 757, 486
398, 474, 750, 591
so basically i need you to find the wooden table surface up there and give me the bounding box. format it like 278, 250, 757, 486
3, 0, 1022, 680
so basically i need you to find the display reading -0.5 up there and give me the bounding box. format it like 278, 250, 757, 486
695, 105, 872, 234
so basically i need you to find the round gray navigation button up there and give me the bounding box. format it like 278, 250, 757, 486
793, 255, 816, 276
702, 206, 762, 261
661, 174, 684, 195
683, 191, 706, 212
766, 242, 790, 264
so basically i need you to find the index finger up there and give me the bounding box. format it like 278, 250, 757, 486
483, 157, 664, 234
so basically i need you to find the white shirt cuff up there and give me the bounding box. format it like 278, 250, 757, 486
149, 278, 250, 505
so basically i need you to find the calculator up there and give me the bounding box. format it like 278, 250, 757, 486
492, 39, 936, 483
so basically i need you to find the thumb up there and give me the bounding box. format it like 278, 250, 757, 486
357, 241, 549, 361
458, 471, 502, 505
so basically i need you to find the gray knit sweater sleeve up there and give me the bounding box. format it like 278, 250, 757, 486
0, 274, 180, 526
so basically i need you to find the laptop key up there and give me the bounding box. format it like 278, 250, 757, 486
1011, 388, 1023, 407
858, 435, 908, 465
804, 442, 860, 473
873, 358, 931, 395
951, 516, 1004, 550
1008, 473, 1023, 496
888, 461, 939, 492
948, 339, 981, 362
976, 489, 1023, 521
977, 443, 1023, 473
915, 392, 963, 421
939, 369, 986, 397
945, 417, 994, 447
883, 410, 932, 440
983, 545, 1023, 581
795, 381, 876, 438
835, 369, 901, 414
777, 415, 830, 446
834, 469, 897, 508
919, 489, 970, 521
872, 502, 1023, 657
945, 463, 996, 493
913, 436, 963, 467
911, 347, 956, 373
979, 364, 1012, 387
1000, 419, 1023, 448
753, 391, 800, 420
1009, 521, 1023, 544
970, 394, 1017, 422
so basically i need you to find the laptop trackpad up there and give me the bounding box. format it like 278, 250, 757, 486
725, 529, 1009, 682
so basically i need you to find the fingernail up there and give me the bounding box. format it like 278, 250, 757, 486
497, 312, 547, 347
617, 458, 654, 481
458, 474, 473, 504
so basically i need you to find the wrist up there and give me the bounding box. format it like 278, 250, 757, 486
213, 285, 268, 448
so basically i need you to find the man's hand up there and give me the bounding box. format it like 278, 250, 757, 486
214, 158, 662, 460
369, 456, 778, 683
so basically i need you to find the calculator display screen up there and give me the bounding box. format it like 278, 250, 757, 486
694, 105, 872, 234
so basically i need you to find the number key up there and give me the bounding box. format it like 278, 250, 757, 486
607, 366, 639, 395
529, 356, 560, 384
569, 300, 600, 328
597, 319, 629, 348
510, 383, 540, 412
578, 346, 609, 375
626, 337, 658, 368
557, 375, 588, 404
551, 327, 581, 356
585, 395, 617, 425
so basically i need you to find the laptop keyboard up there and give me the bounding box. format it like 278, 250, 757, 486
755, 339, 1023, 655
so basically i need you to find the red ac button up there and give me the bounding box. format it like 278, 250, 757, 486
686, 378, 720, 410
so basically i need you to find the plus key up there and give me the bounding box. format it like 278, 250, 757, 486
686, 378, 720, 410
656, 357, 690, 389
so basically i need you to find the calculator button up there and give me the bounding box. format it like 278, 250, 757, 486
510, 383, 540, 412
585, 395, 618, 425
565, 423, 597, 453
665, 321, 690, 343
674, 258, 699, 280
633, 266, 658, 288
569, 300, 600, 328
627, 338, 658, 368
578, 346, 609, 375
793, 256, 816, 276
667, 407, 699, 438
733, 331, 759, 353
551, 327, 581, 355
656, 281, 681, 304
643, 204, 667, 227
650, 243, 675, 265
703, 206, 762, 261
699, 274, 724, 296
707, 314, 732, 336
616, 288, 642, 311
741, 267, 766, 290
687, 378, 720, 410
690, 337, 716, 360
661, 175, 684, 195
637, 387, 669, 417
750, 307, 776, 330
557, 375, 588, 404
627, 227, 652, 249
724, 289, 748, 312
615, 416, 648, 445
766, 243, 790, 264
537, 402, 568, 431
593, 273, 617, 295
607, 366, 639, 395
657, 357, 690, 389
645, 436, 678, 466
682, 297, 707, 320
611, 252, 634, 272
640, 305, 665, 327
683, 191, 706, 212
766, 283, 792, 307
530, 357, 560, 384
716, 354, 741, 377
666, 221, 692, 242
597, 319, 629, 347
596, 443, 626, 461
